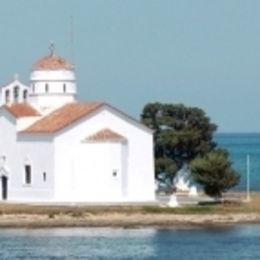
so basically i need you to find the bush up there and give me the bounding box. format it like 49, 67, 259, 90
190, 149, 240, 198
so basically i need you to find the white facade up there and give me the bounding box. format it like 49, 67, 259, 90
0, 51, 155, 203
52, 106, 154, 202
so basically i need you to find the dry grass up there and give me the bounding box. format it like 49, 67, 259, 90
0, 192, 259, 216
0, 204, 146, 216
0, 193, 258, 227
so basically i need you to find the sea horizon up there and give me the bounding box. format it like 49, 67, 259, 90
215, 132, 260, 135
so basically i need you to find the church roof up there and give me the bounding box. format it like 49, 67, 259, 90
32, 53, 74, 71
83, 128, 126, 142
4, 103, 41, 118
21, 102, 103, 133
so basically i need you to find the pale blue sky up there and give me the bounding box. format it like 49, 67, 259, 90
0, 0, 260, 132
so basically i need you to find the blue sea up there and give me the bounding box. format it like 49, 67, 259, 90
215, 133, 260, 191
0, 226, 259, 259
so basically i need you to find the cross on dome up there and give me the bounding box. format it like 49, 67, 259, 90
48, 41, 55, 56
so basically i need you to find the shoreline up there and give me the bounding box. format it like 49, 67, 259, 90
0, 192, 260, 229
0, 213, 260, 229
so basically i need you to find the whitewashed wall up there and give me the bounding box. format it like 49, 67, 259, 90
0, 110, 17, 200
54, 142, 124, 201
29, 70, 76, 109
53, 106, 155, 202
15, 134, 55, 201
0, 110, 55, 201
29, 94, 75, 110
30, 70, 76, 81
17, 116, 42, 131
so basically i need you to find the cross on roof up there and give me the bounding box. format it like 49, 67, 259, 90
49, 41, 55, 56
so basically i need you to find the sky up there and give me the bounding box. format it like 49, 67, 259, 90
0, 0, 260, 132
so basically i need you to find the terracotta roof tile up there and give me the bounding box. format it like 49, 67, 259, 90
21, 102, 103, 133
4, 103, 41, 118
84, 128, 126, 142
32, 54, 74, 71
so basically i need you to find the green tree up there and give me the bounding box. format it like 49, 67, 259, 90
141, 102, 217, 181
190, 149, 240, 198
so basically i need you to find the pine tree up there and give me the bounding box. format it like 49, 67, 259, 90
190, 149, 240, 198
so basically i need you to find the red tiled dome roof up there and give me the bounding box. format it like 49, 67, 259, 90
32, 54, 74, 71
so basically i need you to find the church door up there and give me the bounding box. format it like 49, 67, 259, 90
1, 176, 8, 200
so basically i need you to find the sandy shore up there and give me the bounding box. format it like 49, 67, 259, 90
0, 212, 260, 228
0, 192, 259, 228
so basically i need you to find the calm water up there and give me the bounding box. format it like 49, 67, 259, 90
215, 133, 260, 191
0, 226, 259, 259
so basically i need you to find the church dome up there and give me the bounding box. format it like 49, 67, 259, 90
29, 45, 77, 110
32, 53, 74, 71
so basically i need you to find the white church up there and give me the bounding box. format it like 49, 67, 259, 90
0, 48, 155, 202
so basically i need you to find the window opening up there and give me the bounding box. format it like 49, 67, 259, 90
14, 86, 19, 103
23, 90, 28, 101
25, 165, 31, 184
5, 90, 10, 103
45, 83, 49, 93
43, 172, 47, 182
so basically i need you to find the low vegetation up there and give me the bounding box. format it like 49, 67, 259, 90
190, 149, 240, 198
0, 193, 259, 216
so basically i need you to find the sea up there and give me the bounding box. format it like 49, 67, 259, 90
215, 133, 260, 191
0, 226, 259, 259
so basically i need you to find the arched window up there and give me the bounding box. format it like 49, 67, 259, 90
24, 165, 31, 185
45, 83, 49, 93
14, 86, 19, 103
63, 83, 66, 93
24, 156, 32, 185
5, 90, 10, 103
43, 172, 47, 182
23, 90, 28, 101
112, 170, 118, 177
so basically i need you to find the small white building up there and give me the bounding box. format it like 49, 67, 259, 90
0, 49, 155, 202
